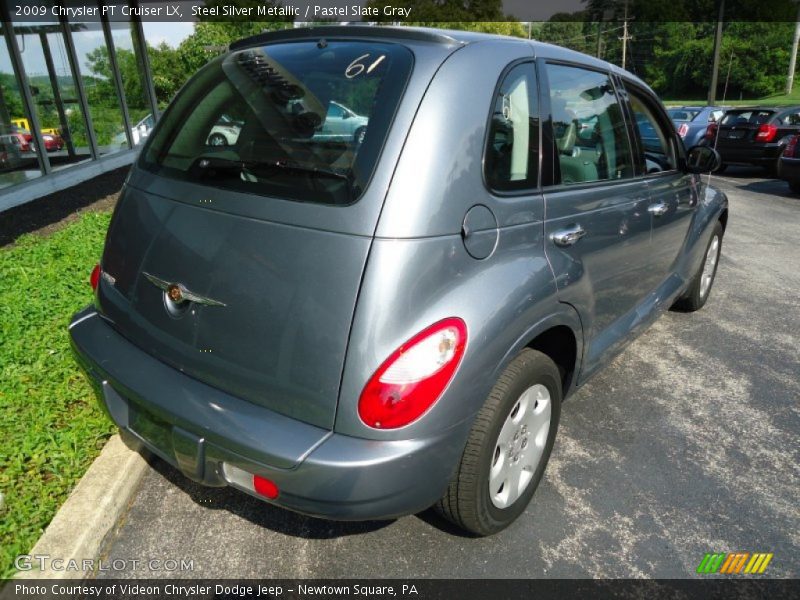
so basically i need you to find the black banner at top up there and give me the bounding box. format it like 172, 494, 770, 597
4, 0, 800, 23
1, 579, 799, 600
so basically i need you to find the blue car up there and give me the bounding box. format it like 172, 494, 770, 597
668, 106, 727, 149
70, 27, 727, 536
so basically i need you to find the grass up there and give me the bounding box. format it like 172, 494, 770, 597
0, 211, 115, 579
664, 88, 800, 107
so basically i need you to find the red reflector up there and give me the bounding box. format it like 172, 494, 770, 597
253, 475, 279, 499
705, 123, 717, 140
755, 123, 777, 143
358, 318, 467, 429
90, 264, 101, 291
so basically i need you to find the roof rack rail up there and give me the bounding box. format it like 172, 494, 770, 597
229, 26, 464, 51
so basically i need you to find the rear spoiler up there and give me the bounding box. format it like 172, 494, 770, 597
229, 26, 465, 51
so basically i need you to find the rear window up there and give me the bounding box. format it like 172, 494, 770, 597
720, 110, 774, 126
667, 109, 701, 122
141, 40, 413, 205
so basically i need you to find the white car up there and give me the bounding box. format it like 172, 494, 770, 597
113, 114, 155, 148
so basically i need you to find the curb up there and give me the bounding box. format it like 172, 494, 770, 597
14, 434, 150, 579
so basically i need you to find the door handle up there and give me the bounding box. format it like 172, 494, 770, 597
551, 224, 586, 247
648, 202, 669, 217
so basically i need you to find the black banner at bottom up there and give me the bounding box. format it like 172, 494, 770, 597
1, 579, 798, 600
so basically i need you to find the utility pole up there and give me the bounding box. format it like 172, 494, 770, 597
708, 0, 725, 105
619, 0, 633, 70
786, 3, 800, 94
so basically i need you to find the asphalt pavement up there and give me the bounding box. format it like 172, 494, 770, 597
96, 167, 799, 579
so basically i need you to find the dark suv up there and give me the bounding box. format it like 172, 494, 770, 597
710, 106, 800, 174
70, 26, 727, 536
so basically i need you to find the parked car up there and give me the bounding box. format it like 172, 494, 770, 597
314, 101, 369, 143
39, 132, 64, 152
0, 140, 23, 168
112, 114, 156, 149
0, 132, 31, 153
668, 106, 726, 149
777, 133, 800, 193
206, 114, 244, 146
70, 27, 727, 536
707, 106, 800, 174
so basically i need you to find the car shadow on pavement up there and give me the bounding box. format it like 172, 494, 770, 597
148, 455, 396, 539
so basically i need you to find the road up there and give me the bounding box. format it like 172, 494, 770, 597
97, 168, 799, 579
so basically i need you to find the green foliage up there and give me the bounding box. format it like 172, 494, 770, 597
0, 211, 115, 579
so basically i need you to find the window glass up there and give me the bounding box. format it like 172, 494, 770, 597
110, 22, 154, 147
142, 41, 411, 205
485, 62, 539, 191
0, 24, 43, 189
546, 63, 633, 185
627, 87, 677, 173
68, 20, 129, 155
781, 111, 800, 126
667, 108, 701, 122
720, 110, 774, 126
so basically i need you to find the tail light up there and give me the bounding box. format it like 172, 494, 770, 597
90, 263, 101, 291
677, 123, 689, 138
705, 123, 718, 141
222, 463, 280, 500
783, 135, 799, 157
755, 123, 778, 143
358, 318, 467, 429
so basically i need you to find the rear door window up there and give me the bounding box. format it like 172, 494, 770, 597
545, 63, 634, 185
141, 41, 413, 205
484, 62, 539, 191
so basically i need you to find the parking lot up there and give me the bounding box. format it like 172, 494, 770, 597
96, 168, 799, 579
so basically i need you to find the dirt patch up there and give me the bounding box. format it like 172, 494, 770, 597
0, 167, 128, 248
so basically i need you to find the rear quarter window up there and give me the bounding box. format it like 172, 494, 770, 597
141, 40, 413, 205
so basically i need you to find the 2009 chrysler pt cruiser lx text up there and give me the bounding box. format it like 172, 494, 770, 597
70, 27, 728, 535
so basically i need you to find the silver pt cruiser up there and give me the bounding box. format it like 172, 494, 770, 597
70, 27, 727, 535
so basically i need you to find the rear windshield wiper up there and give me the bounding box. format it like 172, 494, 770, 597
190, 156, 349, 183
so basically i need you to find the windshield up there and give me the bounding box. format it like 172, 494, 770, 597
720, 110, 774, 126
141, 40, 413, 205
668, 108, 701, 122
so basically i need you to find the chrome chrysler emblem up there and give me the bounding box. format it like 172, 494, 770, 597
143, 272, 226, 307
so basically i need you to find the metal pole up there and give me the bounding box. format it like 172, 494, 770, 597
130, 0, 160, 120
786, 4, 800, 94
100, 16, 134, 149
60, 16, 100, 160
708, 0, 725, 105
39, 30, 77, 157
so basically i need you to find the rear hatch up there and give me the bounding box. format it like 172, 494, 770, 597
96, 38, 418, 430
714, 108, 775, 149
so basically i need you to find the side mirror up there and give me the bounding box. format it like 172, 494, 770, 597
685, 145, 721, 174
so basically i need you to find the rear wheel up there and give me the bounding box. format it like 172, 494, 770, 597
789, 181, 800, 194
672, 221, 723, 312
436, 349, 561, 536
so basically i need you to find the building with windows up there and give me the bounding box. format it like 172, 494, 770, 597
0, 3, 160, 211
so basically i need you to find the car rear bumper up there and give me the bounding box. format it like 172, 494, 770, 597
716, 143, 782, 166
69, 306, 465, 520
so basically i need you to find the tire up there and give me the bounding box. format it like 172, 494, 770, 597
789, 181, 800, 194
208, 133, 227, 147
354, 127, 367, 145
672, 221, 723, 312
436, 349, 562, 536
765, 160, 779, 178
712, 162, 727, 174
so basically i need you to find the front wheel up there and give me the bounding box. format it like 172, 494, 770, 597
672, 221, 723, 312
435, 349, 561, 536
